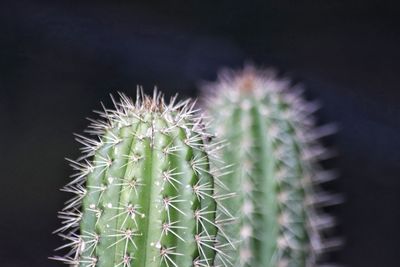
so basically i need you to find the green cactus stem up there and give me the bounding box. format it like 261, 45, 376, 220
203, 66, 341, 267
52, 90, 233, 267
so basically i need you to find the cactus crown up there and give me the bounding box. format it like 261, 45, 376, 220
52, 90, 233, 267
203, 66, 341, 267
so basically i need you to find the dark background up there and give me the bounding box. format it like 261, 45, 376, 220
1, 1, 399, 266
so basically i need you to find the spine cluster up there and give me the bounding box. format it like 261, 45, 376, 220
203, 66, 341, 267
53, 91, 233, 267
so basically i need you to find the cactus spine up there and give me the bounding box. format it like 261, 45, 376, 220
53, 91, 233, 267
203, 67, 340, 267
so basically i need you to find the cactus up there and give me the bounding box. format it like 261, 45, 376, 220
203, 66, 341, 267
52, 90, 234, 267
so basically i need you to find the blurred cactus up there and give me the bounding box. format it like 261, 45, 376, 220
203, 66, 341, 267
52, 90, 233, 267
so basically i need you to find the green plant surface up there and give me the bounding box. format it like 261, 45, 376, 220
203, 67, 341, 267
52, 91, 233, 267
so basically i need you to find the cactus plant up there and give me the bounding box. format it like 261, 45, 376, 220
52, 90, 234, 267
203, 66, 341, 267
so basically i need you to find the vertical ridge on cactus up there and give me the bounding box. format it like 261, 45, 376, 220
203, 66, 341, 267
52, 90, 234, 267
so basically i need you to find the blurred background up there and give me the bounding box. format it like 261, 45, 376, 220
0, 0, 399, 266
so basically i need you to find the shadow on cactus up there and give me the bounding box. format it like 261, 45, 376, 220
202, 66, 342, 267
52, 90, 234, 267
